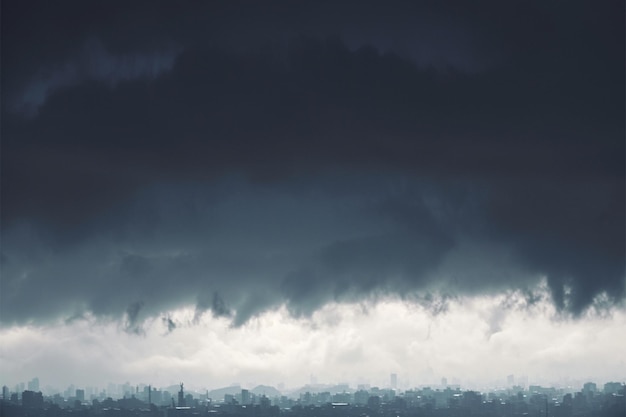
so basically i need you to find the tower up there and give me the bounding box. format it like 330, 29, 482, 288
241, 389, 250, 405
178, 383, 185, 407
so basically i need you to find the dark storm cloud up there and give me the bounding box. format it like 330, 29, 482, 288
195, 292, 232, 323
1, 0, 624, 326
124, 301, 145, 335
281, 201, 455, 317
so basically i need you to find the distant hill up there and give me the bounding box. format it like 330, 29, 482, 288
288, 384, 354, 396
208, 385, 242, 400
164, 384, 183, 394
251, 385, 281, 397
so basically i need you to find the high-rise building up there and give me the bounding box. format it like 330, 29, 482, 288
76, 389, 85, 402
507, 375, 515, 386
603, 382, 623, 395
163, 390, 171, 406
22, 390, 44, 408
2, 386, 9, 400
583, 382, 597, 393
178, 383, 185, 407
241, 389, 250, 405
152, 388, 162, 405
27, 378, 39, 392
390, 373, 398, 389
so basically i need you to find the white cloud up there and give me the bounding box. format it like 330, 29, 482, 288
1, 282, 625, 393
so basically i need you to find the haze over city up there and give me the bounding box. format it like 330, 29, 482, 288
1, 0, 624, 398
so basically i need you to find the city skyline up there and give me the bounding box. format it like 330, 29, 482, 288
1, 0, 625, 394
3, 374, 624, 399
2, 375, 625, 417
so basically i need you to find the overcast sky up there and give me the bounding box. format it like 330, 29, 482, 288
1, 0, 624, 391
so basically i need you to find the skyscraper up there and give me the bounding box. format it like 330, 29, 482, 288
27, 378, 39, 392
178, 383, 185, 407
22, 391, 43, 409
507, 375, 515, 386
241, 389, 250, 405
390, 373, 398, 389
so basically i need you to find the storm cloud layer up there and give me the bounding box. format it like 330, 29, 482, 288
1, 0, 624, 328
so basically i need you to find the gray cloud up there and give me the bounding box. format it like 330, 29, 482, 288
195, 292, 232, 323
1, 175, 622, 327
124, 301, 145, 335
1, 0, 624, 327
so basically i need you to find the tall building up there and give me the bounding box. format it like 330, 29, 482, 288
28, 378, 40, 392
583, 382, 597, 394
603, 382, 623, 395
390, 373, 398, 389
22, 390, 44, 408
241, 389, 250, 405
152, 388, 162, 405
178, 383, 185, 407
2, 386, 9, 400
507, 375, 515, 386
76, 389, 85, 402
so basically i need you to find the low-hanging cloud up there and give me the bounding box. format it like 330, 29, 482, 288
1, 0, 624, 328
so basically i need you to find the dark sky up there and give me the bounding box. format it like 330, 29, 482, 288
1, 0, 624, 328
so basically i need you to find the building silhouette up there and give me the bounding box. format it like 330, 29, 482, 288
28, 378, 40, 392
178, 383, 185, 407
21, 390, 44, 409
